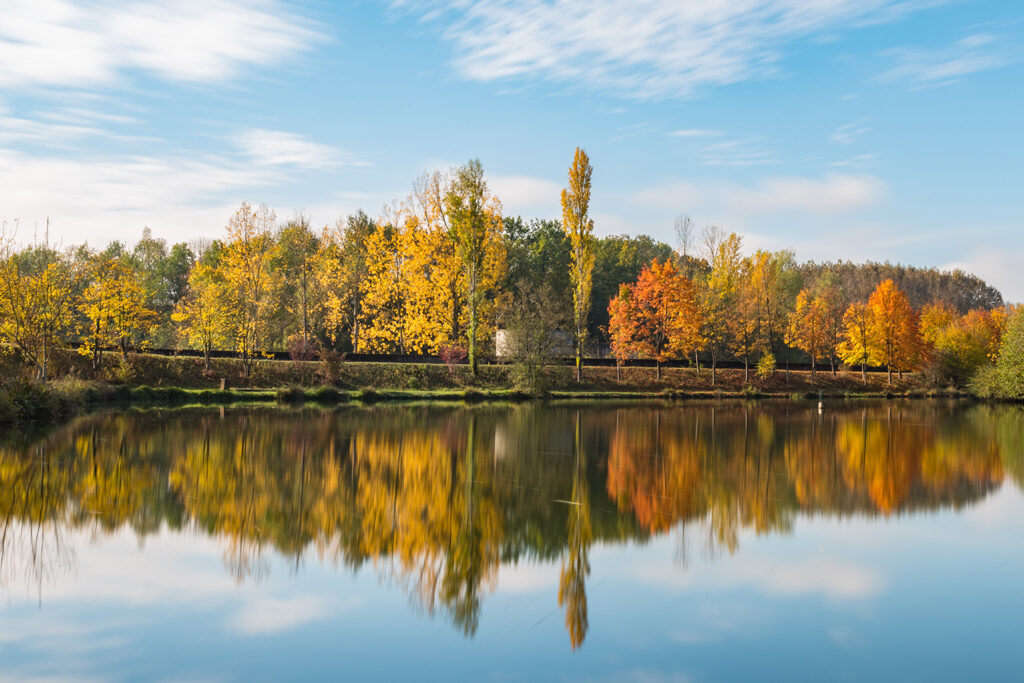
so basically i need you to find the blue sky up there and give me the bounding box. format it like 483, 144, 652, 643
1, 0, 1022, 299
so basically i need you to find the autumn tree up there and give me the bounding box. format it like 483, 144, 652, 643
561, 148, 596, 382
406, 171, 464, 353
731, 255, 760, 382
815, 273, 848, 374
221, 202, 276, 376
0, 235, 80, 381
922, 304, 1007, 384
273, 215, 321, 353
79, 257, 155, 367
607, 284, 636, 381
786, 289, 829, 379
320, 210, 376, 351
359, 213, 407, 353
747, 249, 800, 355
701, 231, 743, 385
867, 279, 917, 384
445, 159, 502, 375
172, 255, 232, 371
838, 303, 879, 384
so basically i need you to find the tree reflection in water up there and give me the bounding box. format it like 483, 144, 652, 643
0, 401, 1019, 648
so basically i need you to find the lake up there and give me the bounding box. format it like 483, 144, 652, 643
1, 401, 1022, 681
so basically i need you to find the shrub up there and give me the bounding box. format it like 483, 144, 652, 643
276, 386, 306, 404
440, 345, 467, 375
317, 347, 345, 386
755, 352, 776, 381
3, 378, 57, 421
310, 386, 345, 404
288, 335, 317, 362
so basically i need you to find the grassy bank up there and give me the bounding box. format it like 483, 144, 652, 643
1, 350, 963, 426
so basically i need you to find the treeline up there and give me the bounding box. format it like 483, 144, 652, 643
0, 151, 1015, 392
605, 231, 1020, 392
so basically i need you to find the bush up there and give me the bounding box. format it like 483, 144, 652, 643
3, 378, 58, 421
317, 347, 345, 386
756, 352, 776, 381
440, 346, 467, 375
276, 386, 306, 404
354, 387, 378, 404
995, 308, 1024, 398
310, 386, 345, 404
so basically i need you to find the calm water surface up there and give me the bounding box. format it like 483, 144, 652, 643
1, 401, 1022, 681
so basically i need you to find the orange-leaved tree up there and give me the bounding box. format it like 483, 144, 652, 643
867, 279, 917, 384
607, 284, 637, 381
607, 259, 701, 380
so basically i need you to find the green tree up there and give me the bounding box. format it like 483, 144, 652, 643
445, 160, 501, 376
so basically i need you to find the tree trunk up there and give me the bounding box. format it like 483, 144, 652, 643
616, 360, 620, 381
656, 361, 661, 380
861, 362, 867, 385
811, 355, 816, 381
887, 364, 892, 385
694, 350, 700, 375
468, 268, 479, 377
301, 274, 309, 349
744, 357, 749, 383
711, 356, 717, 387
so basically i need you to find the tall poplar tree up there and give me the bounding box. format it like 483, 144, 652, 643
445, 159, 500, 375
561, 147, 595, 382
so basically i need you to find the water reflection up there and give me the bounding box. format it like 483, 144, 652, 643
0, 401, 1020, 650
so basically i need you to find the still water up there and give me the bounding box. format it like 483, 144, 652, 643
1, 401, 1022, 681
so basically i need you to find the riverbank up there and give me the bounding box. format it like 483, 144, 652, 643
0, 350, 966, 426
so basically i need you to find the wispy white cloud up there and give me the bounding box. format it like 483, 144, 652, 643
234, 129, 367, 169
829, 153, 878, 170
395, 0, 942, 98
830, 119, 871, 145
878, 33, 1014, 86
699, 138, 779, 167
0, 0, 321, 90
632, 173, 885, 216
669, 129, 722, 138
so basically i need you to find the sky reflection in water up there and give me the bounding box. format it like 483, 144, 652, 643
1, 401, 1022, 681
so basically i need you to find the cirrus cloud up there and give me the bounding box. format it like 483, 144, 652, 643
0, 0, 322, 90
393, 0, 944, 98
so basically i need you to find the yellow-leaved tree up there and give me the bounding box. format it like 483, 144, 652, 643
221, 202, 276, 376
359, 208, 407, 353
701, 230, 743, 385
405, 171, 463, 353
172, 256, 233, 371
561, 148, 595, 382
0, 234, 80, 380
838, 302, 879, 384
786, 289, 829, 379
79, 257, 155, 368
